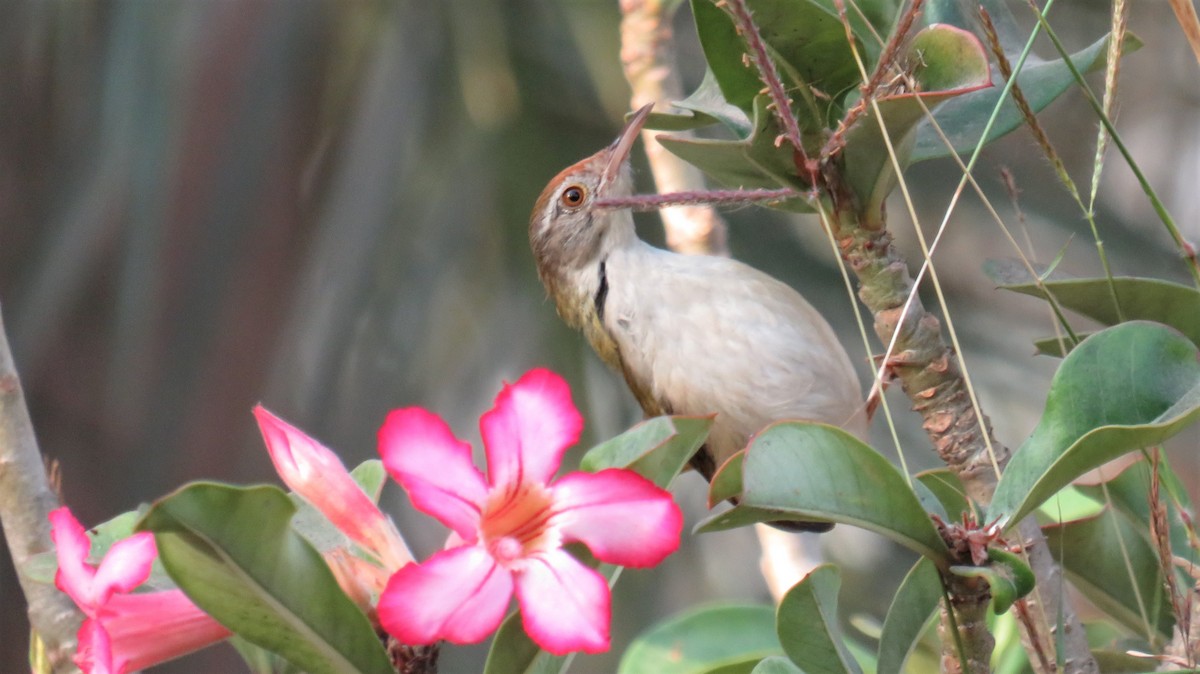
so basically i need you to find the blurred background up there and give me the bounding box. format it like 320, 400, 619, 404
2, 0, 1199, 671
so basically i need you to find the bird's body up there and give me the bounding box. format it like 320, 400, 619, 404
530, 106, 866, 527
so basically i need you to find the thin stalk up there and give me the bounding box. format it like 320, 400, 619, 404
979, 9, 1124, 323
1026, 1, 1200, 286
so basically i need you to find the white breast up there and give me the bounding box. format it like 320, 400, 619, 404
603, 243, 866, 469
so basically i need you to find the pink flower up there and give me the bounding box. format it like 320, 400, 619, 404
376, 368, 683, 655
254, 406, 414, 585
49, 507, 231, 674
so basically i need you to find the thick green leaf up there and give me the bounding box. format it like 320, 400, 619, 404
349, 459, 387, 502
619, 603, 782, 674
839, 25, 991, 211
912, 33, 1141, 162
877, 557, 941, 674
232, 636, 305, 674
698, 422, 949, 565
776, 565, 860, 674
580, 415, 712, 488
996, 274, 1200, 350
925, 0, 1022, 50
708, 450, 745, 506
482, 611, 567, 674
659, 96, 815, 203
1075, 458, 1195, 564
138, 483, 393, 674
990, 322, 1200, 529
915, 469, 973, 522
1032, 334, 1088, 358
690, 0, 861, 124
751, 656, 805, 674
1044, 508, 1174, 642
644, 70, 752, 135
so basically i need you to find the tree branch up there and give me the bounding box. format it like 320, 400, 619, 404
0, 305, 80, 672
619, 0, 729, 255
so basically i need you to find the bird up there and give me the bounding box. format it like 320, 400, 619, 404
528, 104, 867, 532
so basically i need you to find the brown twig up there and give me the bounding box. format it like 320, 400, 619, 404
0, 305, 81, 673
595, 188, 806, 211
718, 0, 818, 185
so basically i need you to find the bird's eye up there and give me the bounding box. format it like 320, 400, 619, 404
560, 184, 587, 208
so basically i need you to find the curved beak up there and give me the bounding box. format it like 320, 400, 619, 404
600, 103, 653, 192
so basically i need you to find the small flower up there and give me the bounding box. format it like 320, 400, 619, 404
254, 405, 414, 589
376, 368, 683, 655
49, 507, 230, 674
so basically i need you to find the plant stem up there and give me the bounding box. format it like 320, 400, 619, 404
619, 0, 730, 255
0, 306, 81, 673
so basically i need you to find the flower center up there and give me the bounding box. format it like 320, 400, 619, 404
479, 481, 559, 569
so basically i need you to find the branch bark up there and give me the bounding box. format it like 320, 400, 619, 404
0, 305, 81, 672
619, 0, 728, 256
825, 193, 1093, 674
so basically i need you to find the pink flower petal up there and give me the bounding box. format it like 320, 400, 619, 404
254, 406, 412, 569
551, 470, 683, 567
89, 533, 157, 606
480, 369, 583, 489
101, 590, 232, 672
379, 408, 488, 542
75, 619, 119, 674
514, 550, 609, 655
49, 507, 96, 608
378, 545, 513, 645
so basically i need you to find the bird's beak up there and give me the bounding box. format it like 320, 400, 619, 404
600, 103, 653, 192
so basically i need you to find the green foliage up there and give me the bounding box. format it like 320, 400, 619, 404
580, 414, 712, 487
987, 266, 1200, 355
911, 32, 1140, 162
138, 483, 393, 674
482, 612, 568, 674
1044, 507, 1174, 642
697, 422, 949, 565
776, 566, 861, 674
619, 604, 782, 674
877, 559, 940, 674
990, 322, 1200, 529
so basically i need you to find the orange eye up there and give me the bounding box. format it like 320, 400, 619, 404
560, 185, 586, 208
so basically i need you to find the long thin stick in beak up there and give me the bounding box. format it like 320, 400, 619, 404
600, 104, 654, 191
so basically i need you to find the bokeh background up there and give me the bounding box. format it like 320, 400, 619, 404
3, 1, 1199, 671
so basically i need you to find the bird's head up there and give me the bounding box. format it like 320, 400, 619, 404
529, 104, 652, 279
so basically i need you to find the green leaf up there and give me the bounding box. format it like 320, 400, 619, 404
690, 0, 861, 124
580, 415, 712, 488
697, 422, 949, 565
995, 273, 1200, 350
989, 322, 1200, 529
751, 656, 805, 674
708, 450, 745, 506
839, 25, 991, 212
1075, 457, 1195, 564
912, 32, 1141, 162
947, 549, 1033, 615
877, 558, 941, 674
619, 603, 782, 674
915, 469, 973, 522
776, 565, 860, 674
1044, 508, 1174, 642
658, 96, 816, 203
349, 459, 387, 502
482, 611, 567, 674
644, 70, 752, 135
232, 636, 305, 674
138, 483, 393, 674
